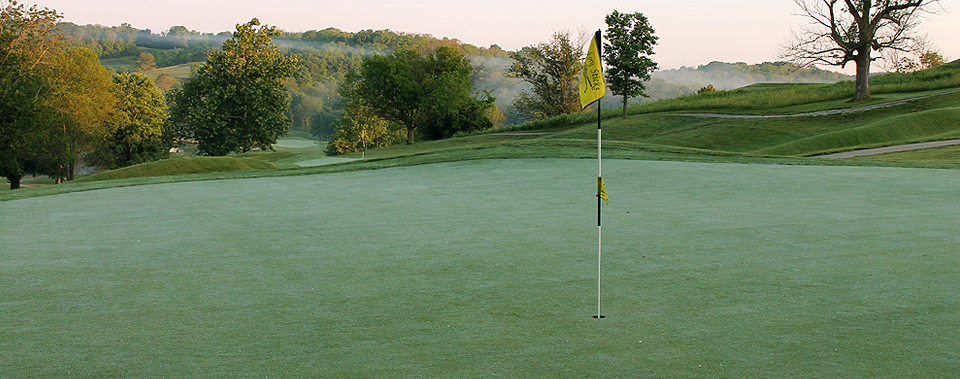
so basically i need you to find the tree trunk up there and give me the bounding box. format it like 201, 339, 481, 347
853, 46, 872, 102
68, 161, 75, 181
9, 175, 21, 190
621, 96, 628, 119
406, 126, 416, 145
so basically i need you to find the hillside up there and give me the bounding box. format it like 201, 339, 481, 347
652, 61, 851, 90
61, 22, 853, 130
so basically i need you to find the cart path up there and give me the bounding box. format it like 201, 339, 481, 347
813, 139, 960, 158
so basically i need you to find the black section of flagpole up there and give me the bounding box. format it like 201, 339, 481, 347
598, 196, 602, 227
595, 30, 602, 65
597, 29, 602, 228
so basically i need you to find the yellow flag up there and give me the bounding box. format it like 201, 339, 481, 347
579, 32, 605, 109
598, 177, 608, 204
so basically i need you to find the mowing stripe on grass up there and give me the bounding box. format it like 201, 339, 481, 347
2, 159, 959, 377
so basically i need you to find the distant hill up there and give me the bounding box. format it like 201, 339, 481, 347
653, 61, 851, 90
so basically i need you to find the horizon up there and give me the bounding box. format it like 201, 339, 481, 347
31, 0, 958, 73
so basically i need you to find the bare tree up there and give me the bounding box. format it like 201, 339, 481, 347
779, 0, 942, 102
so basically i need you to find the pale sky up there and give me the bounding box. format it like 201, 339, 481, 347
33, 0, 958, 72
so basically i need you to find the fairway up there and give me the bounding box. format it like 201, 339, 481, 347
2, 159, 959, 377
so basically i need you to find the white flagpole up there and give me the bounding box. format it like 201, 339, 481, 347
596, 95, 603, 319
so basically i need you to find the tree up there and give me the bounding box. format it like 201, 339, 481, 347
290, 93, 323, 131
135, 52, 156, 72
48, 47, 115, 181
324, 101, 403, 156
168, 18, 300, 156
341, 46, 490, 144
309, 110, 340, 141
418, 91, 495, 140
780, 0, 942, 102
919, 50, 945, 69
506, 31, 584, 120
152, 73, 179, 91
0, 0, 62, 189
603, 10, 658, 119
698, 84, 718, 94
91, 73, 170, 169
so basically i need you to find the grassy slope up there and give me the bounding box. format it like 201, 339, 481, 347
546, 89, 960, 156
73, 156, 278, 183
143, 63, 194, 81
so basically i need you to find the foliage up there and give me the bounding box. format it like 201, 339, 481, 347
883, 48, 946, 73
58, 22, 515, 130
340, 46, 492, 145
152, 72, 179, 91
90, 73, 170, 169
698, 84, 718, 94
135, 52, 156, 72
920, 51, 945, 69
419, 91, 496, 140
47, 47, 116, 181
309, 110, 340, 141
324, 102, 404, 156
603, 10, 658, 118
168, 19, 300, 156
780, 0, 942, 101
506, 31, 583, 120
56, 22, 139, 59
0, 0, 62, 189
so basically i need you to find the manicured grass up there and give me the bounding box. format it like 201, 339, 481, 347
72, 156, 277, 183
2, 159, 959, 377
853, 144, 960, 164
547, 90, 960, 156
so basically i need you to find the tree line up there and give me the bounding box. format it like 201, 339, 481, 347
10, 0, 940, 187
56, 21, 518, 141
2, 1, 169, 189
52, 11, 884, 155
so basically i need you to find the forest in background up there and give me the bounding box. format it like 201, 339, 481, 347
57, 22, 851, 138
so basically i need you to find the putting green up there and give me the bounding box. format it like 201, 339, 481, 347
273, 138, 320, 149
2, 159, 958, 377
294, 157, 359, 167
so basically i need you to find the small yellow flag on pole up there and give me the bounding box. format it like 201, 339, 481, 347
598, 177, 608, 204
579, 31, 606, 110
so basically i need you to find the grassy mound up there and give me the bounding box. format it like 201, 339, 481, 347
543, 90, 960, 157
74, 156, 278, 182
758, 106, 960, 156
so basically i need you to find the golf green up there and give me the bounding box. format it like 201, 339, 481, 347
2, 159, 958, 377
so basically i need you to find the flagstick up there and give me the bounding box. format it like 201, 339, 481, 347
582, 29, 606, 319
596, 90, 604, 319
